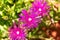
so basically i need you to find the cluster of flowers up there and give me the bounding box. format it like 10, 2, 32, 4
9, 0, 50, 40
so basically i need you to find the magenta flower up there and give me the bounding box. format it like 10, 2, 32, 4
9, 22, 26, 40
19, 10, 41, 28
30, 0, 50, 17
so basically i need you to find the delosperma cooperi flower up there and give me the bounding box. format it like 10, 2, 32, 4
30, 0, 50, 17
19, 10, 41, 28
9, 21, 26, 40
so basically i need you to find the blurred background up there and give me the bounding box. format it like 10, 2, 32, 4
0, 0, 60, 40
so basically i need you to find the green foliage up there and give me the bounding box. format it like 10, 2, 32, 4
0, 0, 32, 39
0, 0, 60, 40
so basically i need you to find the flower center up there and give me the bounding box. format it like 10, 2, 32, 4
16, 31, 20, 35
28, 18, 32, 21
39, 8, 41, 11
